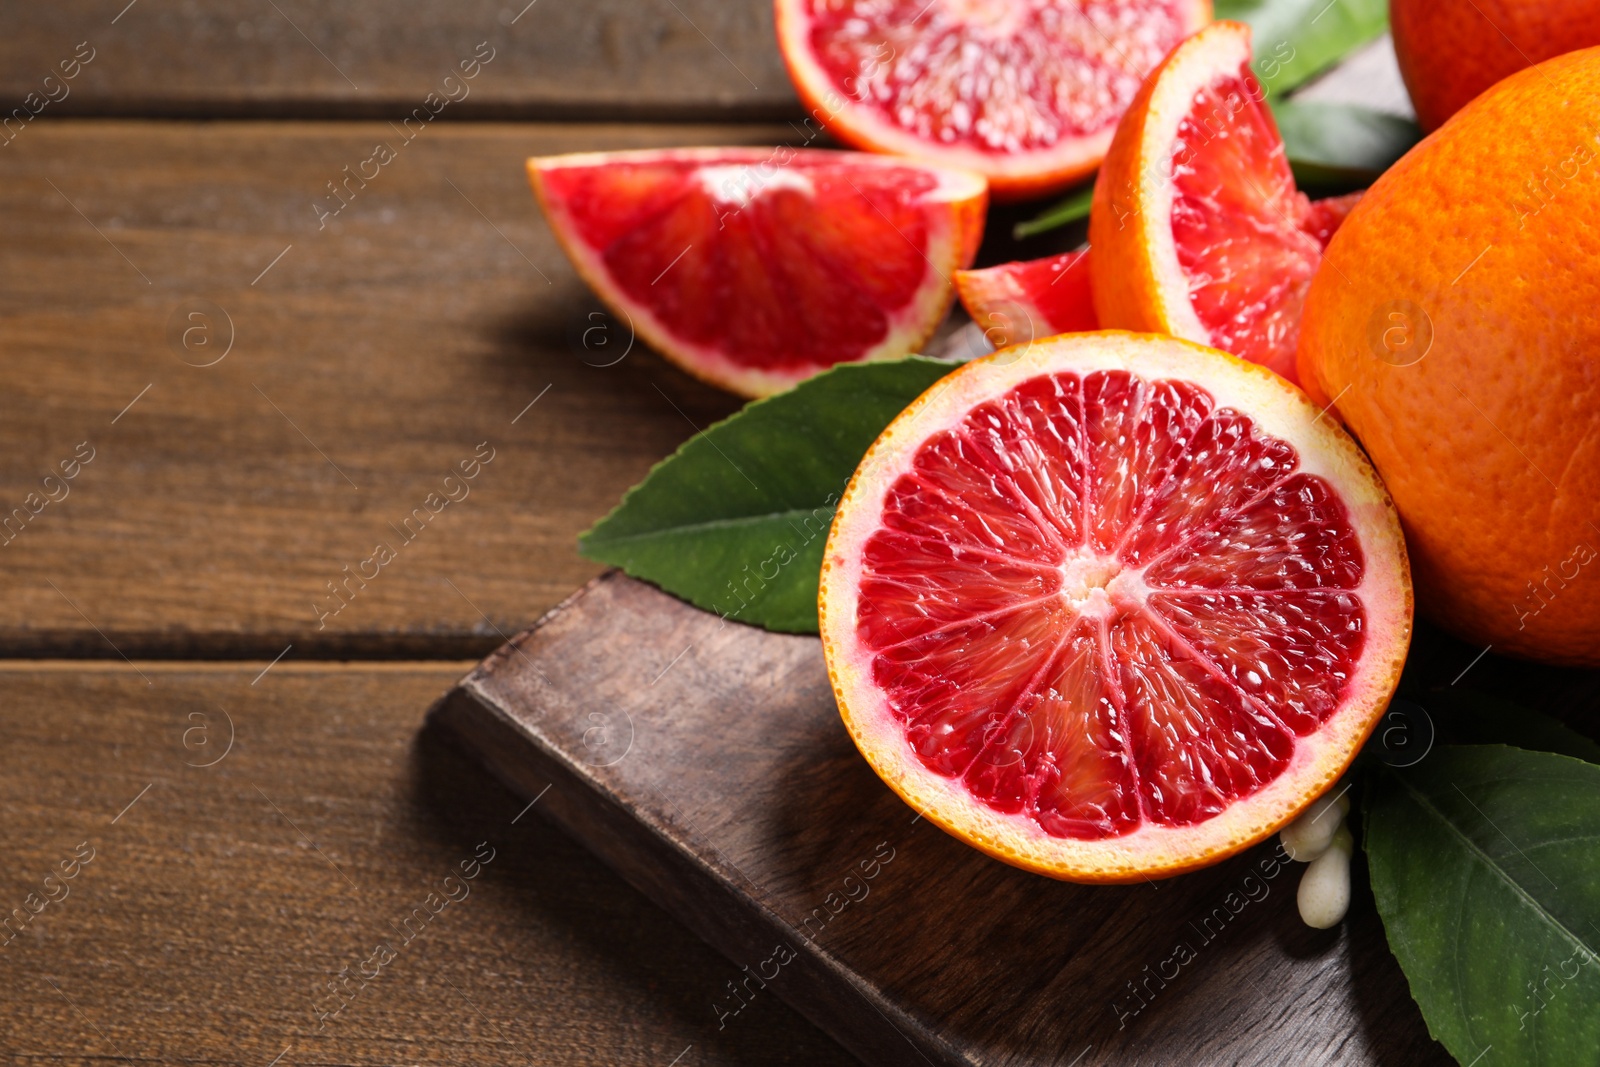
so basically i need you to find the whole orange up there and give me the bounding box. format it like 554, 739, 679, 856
1392, 0, 1600, 131
1296, 47, 1600, 666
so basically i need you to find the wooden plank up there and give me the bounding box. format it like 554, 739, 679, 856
0, 119, 802, 658
0, 1, 796, 121
0, 661, 855, 1066
432, 572, 1456, 1067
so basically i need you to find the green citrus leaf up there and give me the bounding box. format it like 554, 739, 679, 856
1272, 100, 1421, 191
1012, 181, 1094, 239
1366, 745, 1600, 1066
1217, 0, 1388, 96
579, 357, 956, 634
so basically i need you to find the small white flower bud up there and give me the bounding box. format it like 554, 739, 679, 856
1297, 824, 1354, 929
1280, 788, 1350, 862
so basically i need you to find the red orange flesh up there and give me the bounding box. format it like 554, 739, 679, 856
955, 250, 1098, 350
820, 332, 1411, 881
1090, 22, 1361, 383
530, 148, 987, 397
775, 0, 1211, 201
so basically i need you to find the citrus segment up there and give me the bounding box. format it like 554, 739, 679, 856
530, 148, 987, 398
774, 0, 1211, 201
820, 333, 1410, 881
954, 250, 1097, 349
1089, 22, 1361, 383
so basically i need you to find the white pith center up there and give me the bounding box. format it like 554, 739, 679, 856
1059, 550, 1148, 617
697, 164, 814, 208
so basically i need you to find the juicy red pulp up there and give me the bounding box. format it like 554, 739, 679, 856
1170, 70, 1359, 381
959, 249, 1098, 341
804, 0, 1197, 153
858, 370, 1367, 838
543, 158, 939, 373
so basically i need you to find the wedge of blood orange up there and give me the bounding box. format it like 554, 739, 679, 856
774, 0, 1211, 201
955, 249, 1098, 349
1089, 22, 1362, 384
819, 332, 1410, 882
530, 148, 987, 398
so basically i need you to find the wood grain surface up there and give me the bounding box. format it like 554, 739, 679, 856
0, 661, 854, 1066
0, 17, 1537, 1067
0, 120, 803, 659
0, 1, 796, 120
433, 572, 1459, 1067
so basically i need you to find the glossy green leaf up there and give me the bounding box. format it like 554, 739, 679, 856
579, 357, 956, 633
1366, 746, 1600, 1066
1012, 181, 1094, 239
1272, 100, 1421, 190
1217, 0, 1388, 96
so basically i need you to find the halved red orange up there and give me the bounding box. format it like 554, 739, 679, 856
819, 332, 1411, 882
775, 0, 1211, 201
955, 249, 1097, 349
530, 148, 987, 397
1089, 22, 1362, 383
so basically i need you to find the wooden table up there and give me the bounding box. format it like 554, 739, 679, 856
0, 7, 1437, 1065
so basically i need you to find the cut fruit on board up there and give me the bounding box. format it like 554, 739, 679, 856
530, 148, 987, 398
774, 0, 1211, 202
1090, 21, 1362, 384
954, 250, 1098, 350
818, 332, 1411, 882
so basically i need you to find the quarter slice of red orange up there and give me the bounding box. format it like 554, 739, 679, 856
819, 332, 1411, 882
1089, 22, 1362, 383
530, 148, 987, 397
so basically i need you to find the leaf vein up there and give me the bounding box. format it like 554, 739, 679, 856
1396, 774, 1600, 967
585, 507, 835, 547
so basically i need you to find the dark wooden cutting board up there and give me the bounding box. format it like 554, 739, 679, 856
429, 571, 1451, 1066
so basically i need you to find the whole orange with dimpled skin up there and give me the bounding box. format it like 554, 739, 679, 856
1296, 47, 1600, 666
1392, 0, 1600, 132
